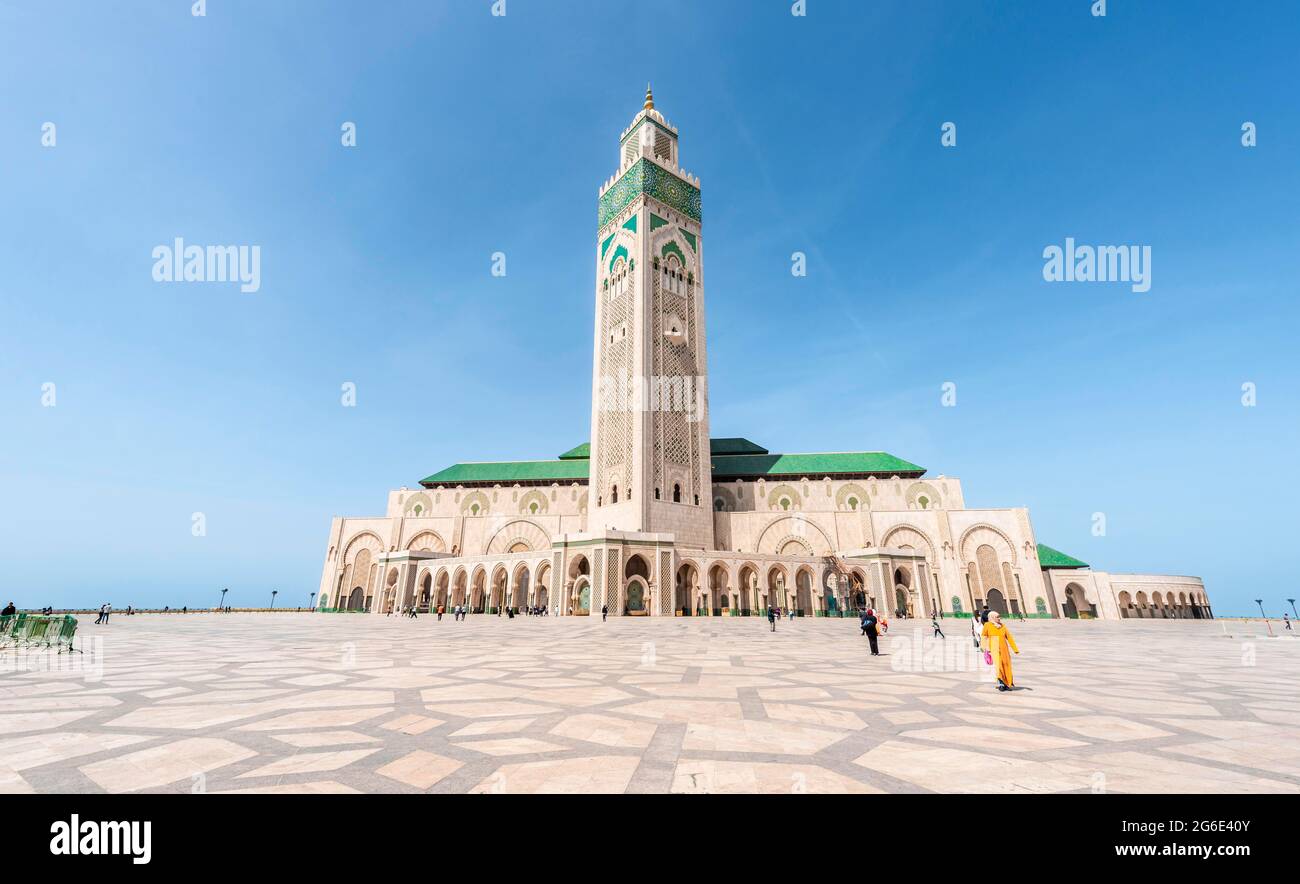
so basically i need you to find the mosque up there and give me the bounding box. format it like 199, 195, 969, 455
316, 89, 1211, 622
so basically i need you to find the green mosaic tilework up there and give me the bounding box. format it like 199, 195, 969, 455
608, 244, 628, 271
661, 240, 686, 266
599, 158, 701, 229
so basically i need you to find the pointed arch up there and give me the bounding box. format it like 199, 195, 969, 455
880, 524, 936, 561
485, 519, 552, 555
756, 516, 833, 556
405, 530, 447, 553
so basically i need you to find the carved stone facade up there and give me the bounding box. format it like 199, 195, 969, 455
316, 91, 1210, 622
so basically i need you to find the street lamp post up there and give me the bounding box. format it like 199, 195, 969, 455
270, 590, 278, 610
220, 587, 228, 612
309, 592, 317, 611
1289, 598, 1297, 618
1255, 599, 1266, 619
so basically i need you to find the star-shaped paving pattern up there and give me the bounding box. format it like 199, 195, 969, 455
1, 614, 1297, 793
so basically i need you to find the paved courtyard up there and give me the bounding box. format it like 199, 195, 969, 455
1, 613, 1298, 793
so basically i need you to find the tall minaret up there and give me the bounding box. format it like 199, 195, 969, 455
588, 87, 713, 548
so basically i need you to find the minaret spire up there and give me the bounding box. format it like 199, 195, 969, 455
644, 83, 654, 111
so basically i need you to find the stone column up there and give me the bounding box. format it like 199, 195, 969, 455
921, 561, 935, 618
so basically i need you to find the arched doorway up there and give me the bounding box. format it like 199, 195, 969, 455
534, 562, 551, 610
1063, 583, 1094, 619
625, 555, 650, 615
511, 565, 530, 612
766, 566, 787, 613
626, 577, 648, 615
565, 554, 590, 615
796, 568, 813, 617
347, 586, 364, 610
573, 576, 591, 615
848, 569, 871, 611
417, 571, 432, 611
489, 566, 508, 614
986, 587, 1007, 616
708, 564, 728, 616
1117, 590, 1133, 618
384, 568, 401, 613
435, 571, 449, 610
471, 568, 488, 614
738, 564, 758, 615
821, 571, 839, 615
676, 562, 699, 616
893, 566, 913, 617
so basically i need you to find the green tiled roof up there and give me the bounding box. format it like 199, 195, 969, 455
421, 460, 589, 486
422, 441, 923, 487
1037, 544, 1089, 569
711, 451, 924, 479
709, 437, 769, 455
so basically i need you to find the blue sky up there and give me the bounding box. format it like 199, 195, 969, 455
1, 0, 1296, 615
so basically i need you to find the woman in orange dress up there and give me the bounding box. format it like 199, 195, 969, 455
980, 611, 1020, 691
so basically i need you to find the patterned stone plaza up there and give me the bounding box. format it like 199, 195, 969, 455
1, 614, 1297, 793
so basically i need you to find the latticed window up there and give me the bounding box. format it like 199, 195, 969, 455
654, 129, 673, 162
610, 258, 629, 300
661, 256, 685, 295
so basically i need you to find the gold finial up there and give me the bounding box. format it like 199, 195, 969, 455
644, 83, 655, 110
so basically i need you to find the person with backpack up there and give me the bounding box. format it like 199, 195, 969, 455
862, 609, 880, 656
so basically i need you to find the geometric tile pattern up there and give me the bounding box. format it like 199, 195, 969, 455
1, 614, 1297, 793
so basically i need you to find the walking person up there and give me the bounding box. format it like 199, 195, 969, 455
981, 611, 1021, 692
863, 608, 880, 656
931, 613, 945, 639
1284, 613, 1292, 631
767, 606, 777, 632
601, 603, 608, 622
979, 605, 992, 625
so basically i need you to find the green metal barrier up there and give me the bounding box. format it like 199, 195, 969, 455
25, 616, 51, 647
1, 613, 28, 646
0, 614, 80, 652
53, 616, 80, 653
